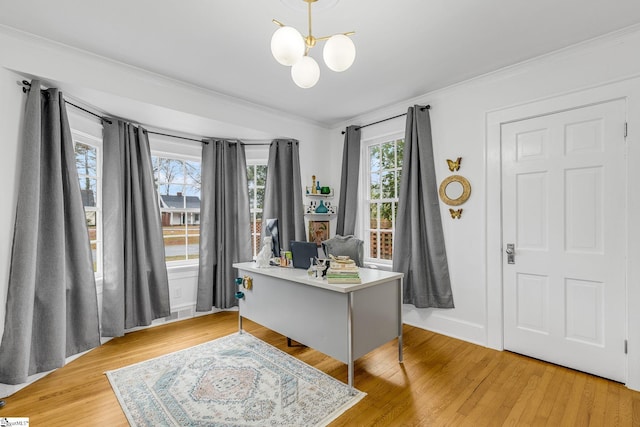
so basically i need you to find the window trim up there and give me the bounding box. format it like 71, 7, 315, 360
247, 160, 268, 259
359, 131, 404, 266
151, 151, 202, 267
72, 129, 103, 278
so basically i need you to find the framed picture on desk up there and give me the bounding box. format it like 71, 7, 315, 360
308, 220, 329, 246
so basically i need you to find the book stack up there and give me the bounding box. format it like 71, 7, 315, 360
326, 256, 361, 284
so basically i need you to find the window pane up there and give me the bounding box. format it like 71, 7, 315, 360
85, 211, 97, 238
256, 212, 262, 233
158, 184, 184, 197
369, 203, 378, 229
163, 224, 187, 262
364, 137, 403, 263
153, 157, 202, 263
256, 165, 267, 186
381, 202, 393, 229
397, 139, 404, 166
369, 231, 379, 258
182, 186, 201, 209
152, 156, 161, 175
75, 143, 97, 176
90, 243, 98, 272
74, 138, 100, 274
248, 162, 268, 258
252, 217, 259, 256
380, 231, 393, 260
79, 178, 97, 207
247, 165, 255, 183
381, 141, 395, 171
153, 157, 169, 182
154, 158, 183, 184
185, 161, 201, 187
257, 188, 265, 210
169, 159, 185, 182
370, 146, 381, 172
382, 171, 395, 199
187, 231, 199, 260
370, 172, 380, 199
249, 189, 255, 210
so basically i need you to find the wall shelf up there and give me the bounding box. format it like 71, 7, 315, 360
306, 189, 334, 198
304, 213, 337, 219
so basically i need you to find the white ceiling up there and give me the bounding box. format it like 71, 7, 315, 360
1, 0, 640, 128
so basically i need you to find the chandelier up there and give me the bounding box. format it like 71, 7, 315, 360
271, 0, 356, 88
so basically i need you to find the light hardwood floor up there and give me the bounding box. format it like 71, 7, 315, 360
1, 311, 639, 426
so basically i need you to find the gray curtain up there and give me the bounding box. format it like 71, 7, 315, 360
197, 140, 251, 310
101, 121, 170, 337
393, 106, 454, 308
336, 126, 361, 236
263, 139, 305, 250
0, 81, 100, 384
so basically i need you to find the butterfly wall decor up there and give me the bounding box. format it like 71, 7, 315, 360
449, 208, 463, 219
446, 157, 462, 172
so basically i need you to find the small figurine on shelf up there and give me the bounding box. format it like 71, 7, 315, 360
256, 236, 273, 268
325, 201, 334, 214
306, 200, 316, 213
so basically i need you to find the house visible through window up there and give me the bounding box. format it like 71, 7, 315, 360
152, 156, 201, 263
73, 131, 102, 274
247, 163, 267, 257
363, 136, 404, 264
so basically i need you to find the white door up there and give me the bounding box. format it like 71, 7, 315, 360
502, 99, 627, 382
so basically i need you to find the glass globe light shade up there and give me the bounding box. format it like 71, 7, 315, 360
291, 56, 320, 88
323, 34, 356, 72
271, 26, 305, 66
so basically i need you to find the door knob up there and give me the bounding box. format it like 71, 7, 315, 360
506, 243, 515, 264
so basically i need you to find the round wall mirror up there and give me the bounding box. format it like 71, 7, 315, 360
445, 181, 464, 199
439, 175, 471, 206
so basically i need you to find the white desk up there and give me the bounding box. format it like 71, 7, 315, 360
233, 262, 404, 390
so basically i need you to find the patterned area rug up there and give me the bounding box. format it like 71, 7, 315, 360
106, 332, 365, 426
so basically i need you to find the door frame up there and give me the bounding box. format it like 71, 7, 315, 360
485, 77, 640, 389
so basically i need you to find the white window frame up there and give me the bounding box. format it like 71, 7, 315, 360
359, 131, 404, 267
72, 130, 103, 278
247, 160, 268, 258
151, 149, 202, 267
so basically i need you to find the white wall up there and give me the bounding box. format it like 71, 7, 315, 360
4, 19, 640, 391
328, 25, 640, 387
0, 25, 330, 390
0, 67, 24, 340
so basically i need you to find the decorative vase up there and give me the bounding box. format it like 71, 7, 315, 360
315, 200, 329, 214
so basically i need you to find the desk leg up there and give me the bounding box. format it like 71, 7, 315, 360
398, 278, 404, 363
239, 313, 243, 334
347, 292, 355, 394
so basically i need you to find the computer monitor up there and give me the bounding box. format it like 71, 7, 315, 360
264, 218, 280, 258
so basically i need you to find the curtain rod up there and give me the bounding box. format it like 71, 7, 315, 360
144, 130, 207, 144
67, 100, 113, 125
341, 104, 430, 134
21, 80, 272, 146
22, 81, 114, 124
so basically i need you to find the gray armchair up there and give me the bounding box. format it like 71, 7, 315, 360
322, 235, 364, 267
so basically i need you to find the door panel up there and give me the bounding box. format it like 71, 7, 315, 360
502, 100, 626, 382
